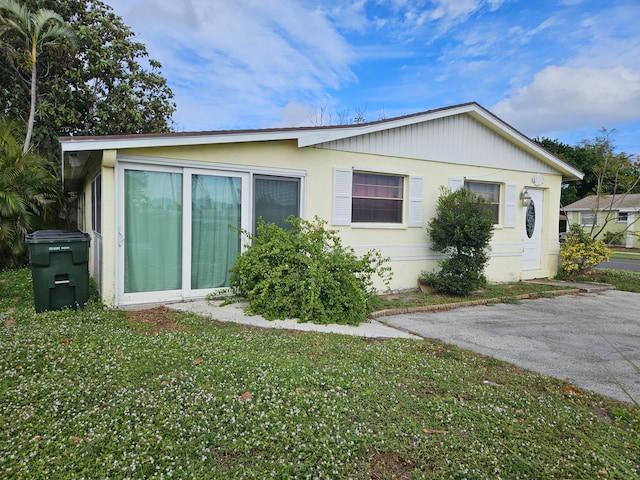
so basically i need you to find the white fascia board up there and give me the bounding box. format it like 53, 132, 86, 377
59, 130, 300, 153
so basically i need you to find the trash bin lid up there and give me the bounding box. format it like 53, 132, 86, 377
26, 230, 90, 243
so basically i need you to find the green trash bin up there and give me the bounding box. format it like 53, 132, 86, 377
26, 230, 91, 313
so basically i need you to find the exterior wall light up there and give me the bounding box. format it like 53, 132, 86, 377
520, 187, 532, 206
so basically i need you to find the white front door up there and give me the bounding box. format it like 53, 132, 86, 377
522, 188, 544, 271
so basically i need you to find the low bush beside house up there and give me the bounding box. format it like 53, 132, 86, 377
559, 224, 612, 279
230, 217, 391, 325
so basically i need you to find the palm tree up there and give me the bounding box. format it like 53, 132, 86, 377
0, 119, 60, 268
0, 0, 75, 153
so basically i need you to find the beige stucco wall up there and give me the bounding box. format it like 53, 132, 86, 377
100, 150, 117, 306
84, 139, 565, 305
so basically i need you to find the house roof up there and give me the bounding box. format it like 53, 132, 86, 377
59, 102, 584, 190
564, 194, 640, 211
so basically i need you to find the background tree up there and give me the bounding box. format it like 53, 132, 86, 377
421, 187, 495, 296
0, 0, 175, 160
0, 120, 60, 268
0, 0, 76, 153
538, 130, 640, 248
307, 103, 386, 126
580, 129, 640, 239
535, 131, 640, 207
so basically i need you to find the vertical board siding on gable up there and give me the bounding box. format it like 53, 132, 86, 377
316, 115, 556, 174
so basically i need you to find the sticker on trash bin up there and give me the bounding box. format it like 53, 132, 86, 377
48, 246, 71, 251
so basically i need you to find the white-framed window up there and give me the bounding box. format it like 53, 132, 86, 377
332, 168, 423, 227
617, 212, 629, 223
253, 175, 300, 231
449, 178, 516, 228
465, 181, 500, 224
581, 211, 599, 227
352, 172, 404, 223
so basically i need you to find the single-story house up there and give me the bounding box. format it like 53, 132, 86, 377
564, 194, 640, 248
59, 102, 583, 307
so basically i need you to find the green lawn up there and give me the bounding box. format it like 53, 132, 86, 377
578, 268, 640, 293
610, 249, 640, 260
2, 268, 639, 479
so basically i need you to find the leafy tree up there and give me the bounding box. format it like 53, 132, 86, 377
583, 129, 639, 194
535, 137, 598, 206
0, 0, 75, 153
422, 187, 495, 296
0, 119, 60, 268
535, 131, 640, 207
0, 0, 175, 159
539, 131, 640, 259
580, 130, 640, 239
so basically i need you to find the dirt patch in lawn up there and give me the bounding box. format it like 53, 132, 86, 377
127, 306, 188, 334
366, 452, 417, 479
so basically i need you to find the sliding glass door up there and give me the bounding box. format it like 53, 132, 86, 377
124, 170, 183, 293
119, 165, 248, 304
190, 173, 242, 290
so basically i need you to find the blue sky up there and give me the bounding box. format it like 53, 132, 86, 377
107, 0, 640, 156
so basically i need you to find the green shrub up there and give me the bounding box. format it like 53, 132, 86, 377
422, 187, 494, 296
603, 230, 624, 245
420, 252, 489, 296
230, 216, 391, 325
0, 120, 61, 268
559, 224, 612, 279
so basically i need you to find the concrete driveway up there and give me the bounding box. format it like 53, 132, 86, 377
382, 290, 640, 403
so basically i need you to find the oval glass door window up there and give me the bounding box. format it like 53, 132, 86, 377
526, 200, 535, 238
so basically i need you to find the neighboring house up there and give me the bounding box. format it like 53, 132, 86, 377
564, 194, 640, 248
59, 102, 583, 307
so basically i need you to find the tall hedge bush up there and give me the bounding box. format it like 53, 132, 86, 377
421, 187, 495, 295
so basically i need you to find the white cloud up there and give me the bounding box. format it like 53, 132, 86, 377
107, 0, 355, 130
568, 6, 640, 70
492, 65, 640, 135
326, 0, 368, 32
276, 101, 316, 127
429, 0, 482, 23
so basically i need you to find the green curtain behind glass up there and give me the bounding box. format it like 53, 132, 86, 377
124, 171, 182, 293
191, 175, 241, 289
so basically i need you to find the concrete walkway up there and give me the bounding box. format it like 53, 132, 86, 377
167, 299, 422, 340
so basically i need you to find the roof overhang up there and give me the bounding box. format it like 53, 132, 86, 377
59, 102, 584, 190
